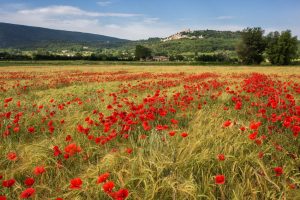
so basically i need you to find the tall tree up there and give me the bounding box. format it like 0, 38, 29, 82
236, 27, 266, 64
265, 30, 298, 65
135, 45, 152, 60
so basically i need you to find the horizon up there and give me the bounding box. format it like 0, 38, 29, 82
0, 0, 300, 40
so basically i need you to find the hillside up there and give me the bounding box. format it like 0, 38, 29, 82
0, 22, 129, 49
118, 30, 241, 55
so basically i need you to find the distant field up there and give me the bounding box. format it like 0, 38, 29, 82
1, 66, 300, 199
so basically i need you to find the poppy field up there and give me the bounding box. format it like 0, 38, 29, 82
1, 66, 300, 200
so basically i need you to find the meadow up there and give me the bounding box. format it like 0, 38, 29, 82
1, 65, 300, 200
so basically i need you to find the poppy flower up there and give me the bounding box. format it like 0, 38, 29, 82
102, 181, 114, 193
70, 178, 82, 189
24, 178, 35, 187
274, 167, 283, 176
181, 132, 188, 137
258, 152, 264, 159
34, 166, 45, 175
20, 188, 35, 199
116, 188, 129, 199
215, 175, 225, 184
0, 196, 6, 200
223, 120, 231, 127
126, 148, 133, 154
7, 152, 18, 161
2, 179, 16, 187
4, 97, 13, 103
27, 127, 35, 133
97, 172, 110, 184
249, 121, 262, 130
169, 131, 176, 136
218, 154, 225, 161
65, 143, 81, 156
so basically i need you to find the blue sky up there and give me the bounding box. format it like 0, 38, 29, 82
0, 0, 299, 40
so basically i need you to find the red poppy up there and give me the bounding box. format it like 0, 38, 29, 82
169, 131, 176, 136
218, 154, 225, 161
34, 166, 45, 175
249, 121, 262, 130
97, 172, 110, 184
258, 152, 264, 159
0, 195, 6, 200
116, 188, 129, 199
248, 132, 258, 140
181, 132, 188, 138
53, 146, 62, 157
4, 97, 13, 103
24, 178, 35, 187
27, 127, 35, 133
215, 175, 225, 184
126, 148, 133, 154
20, 188, 35, 199
65, 143, 81, 156
70, 178, 82, 189
65, 135, 72, 141
223, 120, 231, 127
274, 167, 283, 176
102, 181, 114, 193
2, 179, 16, 187
7, 152, 18, 161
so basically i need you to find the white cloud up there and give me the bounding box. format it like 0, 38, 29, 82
0, 5, 176, 40
143, 17, 160, 24
97, 1, 112, 7
216, 16, 234, 20
18, 5, 140, 18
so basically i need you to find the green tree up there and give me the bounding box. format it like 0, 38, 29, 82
135, 45, 152, 60
236, 27, 266, 64
265, 30, 298, 65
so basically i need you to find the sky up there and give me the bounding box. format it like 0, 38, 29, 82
0, 0, 299, 40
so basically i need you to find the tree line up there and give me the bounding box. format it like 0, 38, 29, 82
237, 28, 298, 65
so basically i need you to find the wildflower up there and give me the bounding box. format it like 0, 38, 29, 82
2, 179, 15, 187
116, 188, 129, 199
24, 178, 35, 187
169, 131, 176, 136
0, 195, 6, 200
65, 143, 81, 156
27, 127, 35, 133
249, 121, 262, 130
215, 175, 225, 184
97, 173, 110, 184
7, 152, 18, 161
20, 188, 35, 199
34, 166, 45, 175
274, 167, 283, 176
223, 120, 231, 127
4, 97, 13, 103
218, 154, 225, 161
53, 146, 62, 157
181, 132, 188, 137
70, 178, 82, 189
102, 181, 114, 193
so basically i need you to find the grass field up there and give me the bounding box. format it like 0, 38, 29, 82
1, 65, 300, 200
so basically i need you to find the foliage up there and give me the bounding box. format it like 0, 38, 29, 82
265, 30, 298, 65
134, 45, 152, 60
236, 27, 266, 64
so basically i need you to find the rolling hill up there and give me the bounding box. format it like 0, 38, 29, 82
0, 22, 129, 49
